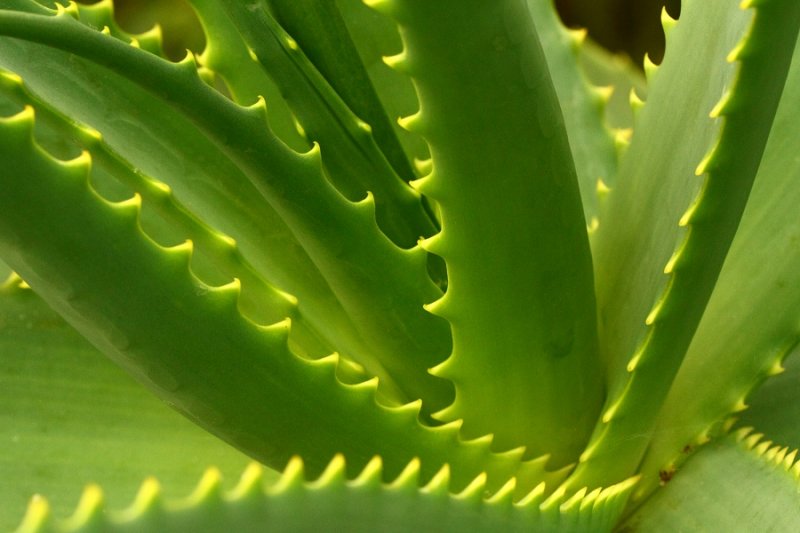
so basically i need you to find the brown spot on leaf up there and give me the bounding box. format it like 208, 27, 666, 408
659, 468, 675, 485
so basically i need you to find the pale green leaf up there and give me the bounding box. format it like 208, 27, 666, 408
0, 284, 252, 531
622, 431, 800, 532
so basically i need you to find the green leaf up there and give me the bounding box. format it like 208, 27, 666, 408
267, 0, 419, 186
566, 0, 800, 491
526, 0, 619, 223
577, 39, 646, 132
0, 106, 555, 496
621, 430, 800, 532
737, 346, 800, 451
371, 0, 603, 466
14, 455, 637, 533
215, 1, 437, 248
636, 25, 800, 500
0, 0, 375, 386
336, 0, 431, 166
0, 283, 252, 532
0, 65, 334, 365
0, 6, 454, 411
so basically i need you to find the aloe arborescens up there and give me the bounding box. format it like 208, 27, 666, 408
0, 0, 799, 530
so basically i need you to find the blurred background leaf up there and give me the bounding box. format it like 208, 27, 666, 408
73, 0, 680, 66
557, 0, 681, 64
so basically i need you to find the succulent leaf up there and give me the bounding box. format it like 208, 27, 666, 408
0, 6, 455, 412
13, 455, 636, 533
214, 1, 438, 249
736, 346, 800, 450
0, 106, 556, 494
0, 3, 383, 390
265, 0, 420, 186
1, 0, 799, 529
567, 0, 800, 491
0, 282, 252, 531
621, 430, 800, 531
375, 0, 604, 466
634, 14, 800, 499
525, 0, 619, 223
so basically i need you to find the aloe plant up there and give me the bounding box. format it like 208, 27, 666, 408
0, 0, 799, 530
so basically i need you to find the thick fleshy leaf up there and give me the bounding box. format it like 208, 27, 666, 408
636, 27, 800, 499
0, 5, 455, 412
526, 0, 619, 222
267, 0, 419, 185
371, 0, 603, 466
215, 1, 437, 248
0, 282, 252, 531
0, 0, 374, 385
336, 0, 431, 166
736, 346, 800, 451
577, 39, 646, 131
12, 455, 638, 533
621, 430, 800, 532
567, 0, 800, 491
0, 107, 554, 496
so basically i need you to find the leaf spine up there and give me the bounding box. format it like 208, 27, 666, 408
55, 2, 80, 18
118, 477, 162, 520
766, 358, 786, 376
660, 7, 678, 35
389, 457, 421, 490
784, 450, 798, 469
413, 158, 433, 176
709, 90, 733, 118
310, 454, 348, 488
184, 467, 223, 506
629, 88, 645, 115
352, 456, 384, 487
642, 53, 658, 81
727, 39, 747, 63
270, 456, 305, 493
421, 464, 451, 496
18, 494, 51, 531
382, 51, 411, 73
566, 28, 588, 48
645, 295, 667, 325
63, 484, 104, 528
397, 110, 424, 133
560, 486, 587, 512
486, 476, 517, 505
515, 482, 546, 507
454, 472, 488, 503
0, 69, 23, 87
754, 440, 773, 456
229, 462, 264, 499
591, 85, 613, 106
626, 349, 643, 373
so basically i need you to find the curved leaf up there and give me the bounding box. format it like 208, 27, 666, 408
371, 0, 603, 465
622, 430, 800, 532
0, 283, 252, 531
0, 107, 553, 496
0, 6, 454, 412
567, 0, 800, 491
267, 0, 419, 185
737, 346, 800, 451
14, 455, 637, 533
637, 25, 800, 499
526, 0, 619, 223
216, 1, 437, 248
336, 0, 431, 166
0, 0, 375, 390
